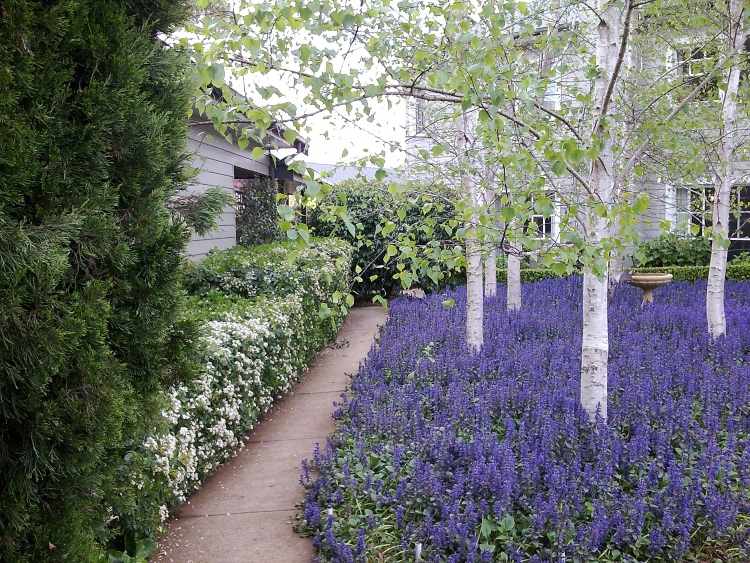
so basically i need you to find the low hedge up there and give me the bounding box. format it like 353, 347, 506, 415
632, 264, 750, 282
496, 268, 570, 283
493, 264, 750, 283
120, 239, 352, 547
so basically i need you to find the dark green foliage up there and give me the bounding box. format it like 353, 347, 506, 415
632, 264, 750, 282
170, 187, 234, 236
0, 1, 193, 560
496, 268, 571, 283
495, 265, 750, 283
307, 180, 455, 299
634, 233, 711, 267
235, 176, 281, 245
731, 251, 750, 265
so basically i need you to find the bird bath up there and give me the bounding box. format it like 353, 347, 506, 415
627, 272, 673, 304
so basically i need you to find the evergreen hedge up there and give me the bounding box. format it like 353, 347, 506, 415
493, 265, 750, 283
632, 264, 750, 282
0, 1, 193, 560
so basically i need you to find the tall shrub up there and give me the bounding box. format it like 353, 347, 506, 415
0, 1, 192, 560
634, 233, 712, 267
235, 176, 281, 245
308, 179, 455, 299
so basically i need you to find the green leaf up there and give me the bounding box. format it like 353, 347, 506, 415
381, 221, 396, 236
318, 303, 332, 319
499, 514, 515, 532
551, 159, 567, 176
208, 63, 225, 84
480, 516, 498, 538
251, 147, 265, 160
305, 180, 321, 197
283, 128, 298, 145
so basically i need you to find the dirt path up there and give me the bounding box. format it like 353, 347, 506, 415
154, 306, 386, 563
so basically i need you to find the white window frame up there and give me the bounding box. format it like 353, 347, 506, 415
673, 184, 750, 240
529, 192, 557, 240
730, 185, 750, 240
673, 184, 712, 236
674, 44, 720, 102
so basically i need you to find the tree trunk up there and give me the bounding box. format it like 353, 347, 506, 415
460, 112, 484, 352
580, 1, 620, 423
581, 269, 609, 421
484, 243, 497, 298
608, 250, 625, 298
608, 222, 631, 299
506, 241, 522, 311
707, 0, 746, 339
483, 166, 498, 298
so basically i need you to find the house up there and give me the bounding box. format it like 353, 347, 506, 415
185, 106, 307, 260
402, 11, 750, 257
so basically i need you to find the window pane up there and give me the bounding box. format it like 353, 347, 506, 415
738, 214, 750, 239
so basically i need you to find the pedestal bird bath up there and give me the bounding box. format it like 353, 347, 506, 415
627, 272, 673, 304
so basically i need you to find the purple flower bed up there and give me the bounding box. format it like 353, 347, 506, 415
302, 279, 750, 562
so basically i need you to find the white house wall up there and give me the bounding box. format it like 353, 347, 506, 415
185, 124, 274, 261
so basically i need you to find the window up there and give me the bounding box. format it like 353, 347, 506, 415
675, 184, 750, 240
676, 45, 719, 100
674, 184, 713, 235
730, 185, 750, 240
526, 192, 554, 239
675, 185, 691, 233
413, 100, 427, 136
531, 214, 553, 239
691, 185, 714, 234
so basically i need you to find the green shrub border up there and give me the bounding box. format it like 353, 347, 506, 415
495, 264, 750, 283
136, 237, 354, 538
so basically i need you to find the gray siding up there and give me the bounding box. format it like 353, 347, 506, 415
637, 179, 668, 241
185, 124, 273, 261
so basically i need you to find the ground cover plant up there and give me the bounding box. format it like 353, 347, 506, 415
303, 279, 750, 561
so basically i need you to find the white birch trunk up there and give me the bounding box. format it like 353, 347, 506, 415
483, 175, 498, 298
459, 112, 484, 352
608, 215, 629, 298
580, 1, 620, 423
484, 243, 498, 298
506, 241, 522, 311
707, 0, 746, 339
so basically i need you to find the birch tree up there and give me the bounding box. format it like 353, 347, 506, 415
707, 0, 747, 339
186, 0, 726, 422
459, 111, 485, 351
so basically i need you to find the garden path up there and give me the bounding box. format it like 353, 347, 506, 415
154, 306, 387, 563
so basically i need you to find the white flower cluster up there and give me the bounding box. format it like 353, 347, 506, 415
137, 239, 353, 520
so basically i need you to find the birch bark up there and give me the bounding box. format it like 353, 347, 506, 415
483, 173, 498, 298
460, 112, 484, 351
507, 239, 522, 311
580, 1, 621, 422
707, 0, 746, 339
484, 243, 498, 298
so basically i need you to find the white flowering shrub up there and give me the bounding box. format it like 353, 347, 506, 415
128, 239, 352, 524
